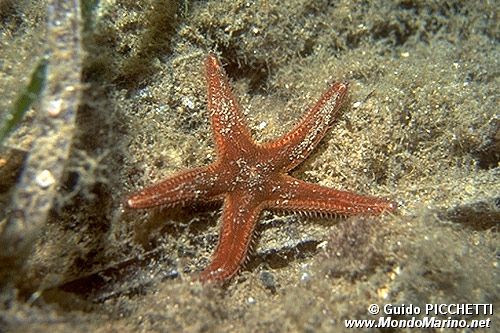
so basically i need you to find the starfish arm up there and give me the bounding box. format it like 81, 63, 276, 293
126, 164, 226, 209
266, 175, 396, 215
205, 53, 255, 158
262, 82, 349, 172
199, 191, 263, 282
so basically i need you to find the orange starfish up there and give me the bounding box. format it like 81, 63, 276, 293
127, 53, 396, 283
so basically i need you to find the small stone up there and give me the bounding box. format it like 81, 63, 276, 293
260, 271, 277, 291
182, 97, 195, 109
35, 169, 55, 189
257, 121, 267, 130
300, 271, 311, 283
47, 98, 63, 117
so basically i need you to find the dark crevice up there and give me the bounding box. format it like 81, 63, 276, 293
82, 0, 183, 89
371, 20, 414, 46
40, 247, 179, 305
248, 240, 320, 272
472, 119, 500, 170
218, 48, 271, 95
0, 0, 22, 29
441, 199, 500, 231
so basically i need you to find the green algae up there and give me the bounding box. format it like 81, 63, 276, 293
0, 58, 47, 145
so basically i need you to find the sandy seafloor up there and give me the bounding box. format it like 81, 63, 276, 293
0, 1, 498, 332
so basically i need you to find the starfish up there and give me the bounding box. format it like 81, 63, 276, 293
126, 53, 396, 283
